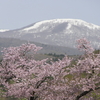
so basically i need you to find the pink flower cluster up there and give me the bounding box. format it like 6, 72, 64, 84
0, 39, 100, 100
77, 38, 94, 54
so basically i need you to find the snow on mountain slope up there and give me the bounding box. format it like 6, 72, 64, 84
21, 19, 100, 33
0, 19, 100, 49
0, 29, 9, 32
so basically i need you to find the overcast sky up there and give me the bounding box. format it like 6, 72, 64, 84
0, 0, 100, 30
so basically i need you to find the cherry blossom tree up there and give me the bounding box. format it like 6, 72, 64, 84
0, 39, 100, 100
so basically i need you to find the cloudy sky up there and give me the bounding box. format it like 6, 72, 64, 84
0, 0, 100, 30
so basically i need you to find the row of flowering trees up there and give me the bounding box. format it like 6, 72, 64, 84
0, 38, 100, 100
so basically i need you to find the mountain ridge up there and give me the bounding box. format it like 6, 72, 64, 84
0, 19, 100, 49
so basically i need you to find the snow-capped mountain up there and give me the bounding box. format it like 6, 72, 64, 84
0, 19, 100, 49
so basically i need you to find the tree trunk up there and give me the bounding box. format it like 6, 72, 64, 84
29, 97, 35, 100
75, 89, 93, 100
75, 87, 100, 100
29, 96, 38, 100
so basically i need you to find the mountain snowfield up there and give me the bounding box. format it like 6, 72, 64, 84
0, 29, 9, 32
22, 19, 100, 32
0, 19, 100, 49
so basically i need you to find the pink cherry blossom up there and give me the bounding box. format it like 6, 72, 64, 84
0, 39, 100, 100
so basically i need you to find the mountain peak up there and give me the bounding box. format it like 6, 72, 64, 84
22, 19, 100, 32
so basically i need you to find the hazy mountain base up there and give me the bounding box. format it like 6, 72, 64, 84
0, 37, 83, 56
